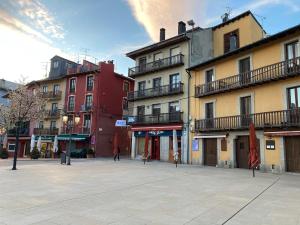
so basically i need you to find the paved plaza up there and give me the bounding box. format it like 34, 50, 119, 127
0, 159, 300, 225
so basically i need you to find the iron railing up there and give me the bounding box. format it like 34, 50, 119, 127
127, 83, 184, 101
44, 110, 60, 119
128, 112, 183, 125
195, 109, 300, 132
195, 57, 300, 97
42, 91, 62, 99
33, 128, 59, 135
128, 54, 184, 77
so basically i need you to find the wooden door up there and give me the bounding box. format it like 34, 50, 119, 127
205, 102, 214, 129
285, 136, 300, 173
240, 96, 252, 127
151, 137, 160, 160
203, 138, 217, 166
239, 57, 251, 84
236, 136, 250, 169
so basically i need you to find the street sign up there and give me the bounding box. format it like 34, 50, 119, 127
115, 120, 127, 127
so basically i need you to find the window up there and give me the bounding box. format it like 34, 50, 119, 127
152, 104, 161, 115
285, 41, 299, 61
50, 121, 56, 129
42, 86, 48, 93
53, 84, 60, 94
53, 61, 59, 68
38, 121, 44, 129
83, 114, 91, 128
138, 81, 146, 96
51, 103, 58, 112
153, 78, 161, 89
240, 96, 252, 126
122, 97, 128, 110
87, 76, 94, 91
170, 47, 181, 64
205, 69, 214, 83
85, 95, 93, 110
205, 102, 214, 128
68, 96, 75, 111
137, 105, 145, 122
288, 86, 300, 109
138, 57, 147, 72
238, 57, 251, 85
8, 143, 15, 152
69, 78, 76, 93
170, 73, 180, 90
123, 81, 129, 92
67, 115, 74, 126
154, 52, 163, 61
224, 30, 239, 53
169, 101, 180, 113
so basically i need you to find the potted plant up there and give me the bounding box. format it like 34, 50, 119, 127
31, 146, 40, 160
0, 149, 9, 159
86, 148, 95, 158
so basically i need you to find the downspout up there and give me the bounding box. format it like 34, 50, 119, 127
186, 69, 191, 164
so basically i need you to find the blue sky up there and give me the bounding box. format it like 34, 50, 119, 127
0, 0, 299, 82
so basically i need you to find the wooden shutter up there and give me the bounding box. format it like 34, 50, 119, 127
224, 33, 230, 53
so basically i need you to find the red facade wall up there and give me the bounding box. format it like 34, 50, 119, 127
64, 61, 134, 157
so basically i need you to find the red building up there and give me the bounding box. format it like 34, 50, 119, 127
60, 60, 134, 157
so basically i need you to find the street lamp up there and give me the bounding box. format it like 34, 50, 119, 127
63, 113, 80, 165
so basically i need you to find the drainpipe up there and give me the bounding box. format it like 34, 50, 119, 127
186, 69, 192, 164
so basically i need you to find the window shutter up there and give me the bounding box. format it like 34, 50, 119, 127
224, 33, 230, 53
234, 30, 240, 48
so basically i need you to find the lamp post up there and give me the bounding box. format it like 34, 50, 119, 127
62, 114, 80, 165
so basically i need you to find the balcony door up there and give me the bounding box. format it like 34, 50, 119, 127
169, 73, 180, 92
137, 106, 145, 123
205, 69, 214, 92
285, 41, 299, 72
240, 96, 252, 127
83, 114, 91, 133
138, 81, 146, 97
139, 57, 147, 72
153, 77, 161, 94
169, 101, 180, 122
287, 86, 300, 125
239, 57, 251, 85
152, 104, 161, 123
205, 102, 214, 128
170, 47, 180, 64
53, 84, 60, 95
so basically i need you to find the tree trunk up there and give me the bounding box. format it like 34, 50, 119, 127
12, 125, 20, 170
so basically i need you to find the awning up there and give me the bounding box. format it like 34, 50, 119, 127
34, 136, 54, 142
135, 130, 182, 137
194, 135, 226, 139
131, 125, 182, 131
57, 134, 90, 141
264, 131, 300, 137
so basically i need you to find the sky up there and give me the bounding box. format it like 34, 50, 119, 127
0, 0, 300, 83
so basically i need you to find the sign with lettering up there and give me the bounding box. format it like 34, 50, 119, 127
134, 130, 182, 137
115, 120, 127, 127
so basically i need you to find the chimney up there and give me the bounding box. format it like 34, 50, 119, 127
160, 28, 165, 41
178, 21, 186, 35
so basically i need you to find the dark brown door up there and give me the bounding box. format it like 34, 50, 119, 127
151, 137, 160, 160
285, 136, 300, 173
236, 136, 250, 169
203, 138, 217, 166
240, 96, 252, 127
205, 102, 214, 129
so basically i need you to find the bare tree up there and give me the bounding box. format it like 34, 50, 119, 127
0, 85, 46, 170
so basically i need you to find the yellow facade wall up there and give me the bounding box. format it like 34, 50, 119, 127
264, 136, 281, 166
213, 14, 265, 57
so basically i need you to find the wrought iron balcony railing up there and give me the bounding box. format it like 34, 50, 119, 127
195, 57, 300, 97
128, 112, 183, 125
42, 91, 62, 99
195, 109, 300, 132
127, 83, 184, 101
33, 128, 59, 135
128, 54, 184, 77
44, 110, 60, 119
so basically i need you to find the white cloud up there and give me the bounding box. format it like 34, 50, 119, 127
126, 0, 206, 42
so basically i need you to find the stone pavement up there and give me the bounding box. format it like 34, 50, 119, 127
0, 159, 300, 225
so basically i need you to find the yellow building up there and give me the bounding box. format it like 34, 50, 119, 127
189, 11, 300, 173
28, 75, 67, 154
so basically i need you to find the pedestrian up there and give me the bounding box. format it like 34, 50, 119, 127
114, 146, 120, 161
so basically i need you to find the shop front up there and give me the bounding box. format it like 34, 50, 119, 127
131, 125, 184, 163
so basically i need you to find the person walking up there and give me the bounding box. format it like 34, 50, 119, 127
114, 146, 120, 161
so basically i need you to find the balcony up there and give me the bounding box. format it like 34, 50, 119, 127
82, 127, 91, 134
195, 109, 300, 132
128, 54, 184, 77
128, 83, 184, 101
195, 57, 300, 97
80, 105, 93, 112
44, 110, 60, 119
42, 91, 62, 100
33, 128, 59, 135
128, 112, 183, 125
7, 127, 29, 136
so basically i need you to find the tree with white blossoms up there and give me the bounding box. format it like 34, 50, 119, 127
0, 84, 46, 170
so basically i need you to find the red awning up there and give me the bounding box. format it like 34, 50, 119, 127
131, 125, 182, 131
264, 131, 300, 137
